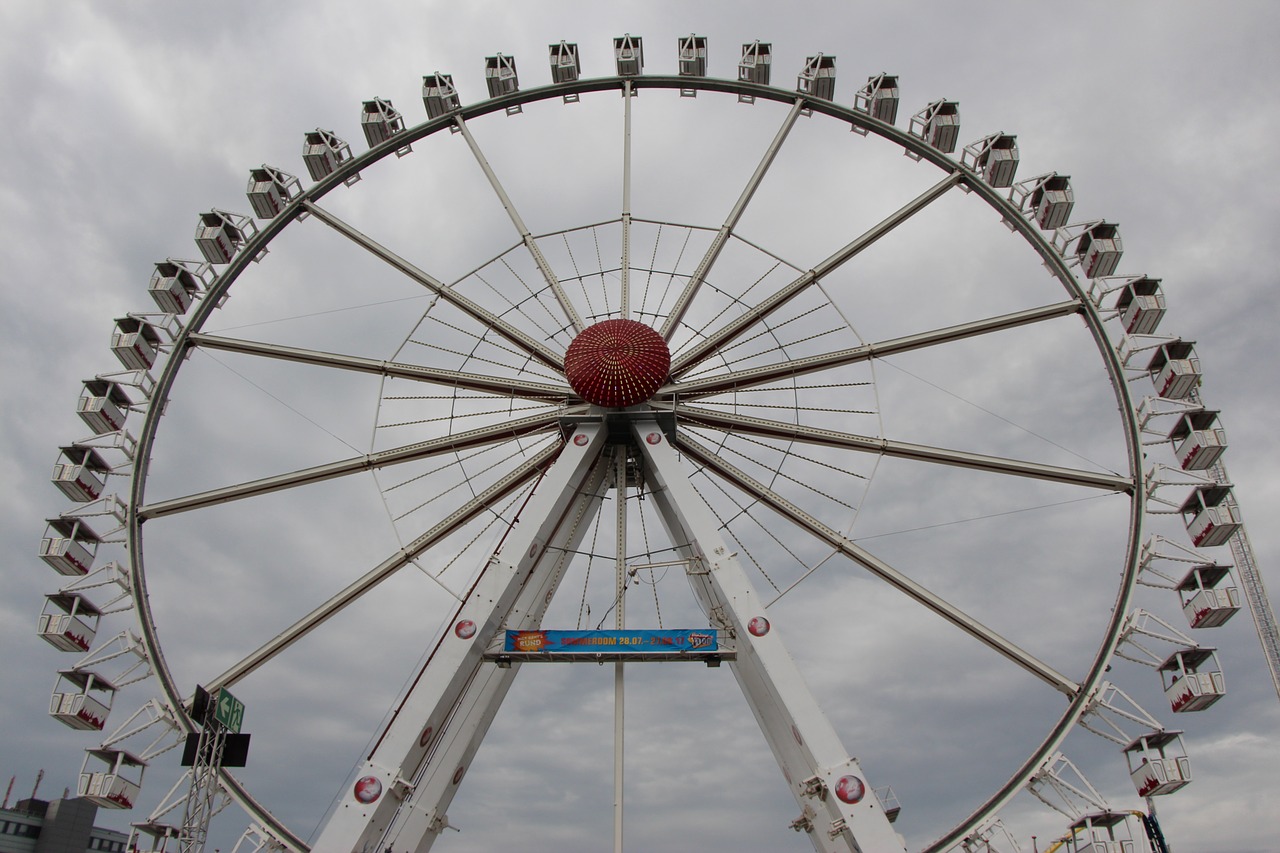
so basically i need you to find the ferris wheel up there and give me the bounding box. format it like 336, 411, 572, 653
36, 33, 1273, 853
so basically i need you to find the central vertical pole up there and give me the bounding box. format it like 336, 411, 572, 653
620, 80, 633, 320
613, 448, 628, 853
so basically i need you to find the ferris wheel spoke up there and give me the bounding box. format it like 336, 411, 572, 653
137, 411, 570, 520
189, 332, 570, 400
202, 440, 560, 694
674, 404, 1131, 492
453, 116, 585, 334
669, 171, 964, 376
678, 430, 1080, 697
300, 200, 564, 369
665, 299, 1083, 397
659, 99, 806, 340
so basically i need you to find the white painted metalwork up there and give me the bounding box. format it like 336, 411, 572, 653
37, 39, 1265, 853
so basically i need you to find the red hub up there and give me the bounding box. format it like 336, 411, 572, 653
564, 319, 670, 408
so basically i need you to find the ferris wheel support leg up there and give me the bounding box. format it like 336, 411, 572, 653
312, 422, 610, 853
633, 419, 905, 853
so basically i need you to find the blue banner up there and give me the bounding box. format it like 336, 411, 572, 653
503, 629, 717, 654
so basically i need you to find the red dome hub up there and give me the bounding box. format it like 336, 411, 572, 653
564, 319, 670, 408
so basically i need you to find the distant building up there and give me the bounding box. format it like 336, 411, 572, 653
0, 796, 128, 852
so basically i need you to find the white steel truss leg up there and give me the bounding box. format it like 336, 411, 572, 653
312, 422, 610, 852
632, 417, 906, 853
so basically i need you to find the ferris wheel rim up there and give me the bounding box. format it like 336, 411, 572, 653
113, 71, 1148, 851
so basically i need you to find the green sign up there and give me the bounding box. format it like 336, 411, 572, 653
214, 686, 245, 733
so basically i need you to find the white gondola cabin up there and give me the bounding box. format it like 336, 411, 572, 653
1180, 485, 1241, 548
1168, 409, 1226, 470
854, 74, 900, 125
51, 669, 116, 730
548, 42, 580, 84
1064, 811, 1144, 853
302, 129, 354, 181
678, 34, 708, 77
79, 748, 145, 809
422, 73, 460, 119
739, 42, 772, 87
194, 210, 247, 265
963, 133, 1019, 188
1176, 563, 1240, 628
52, 444, 110, 502
148, 259, 207, 315
1074, 222, 1124, 278
484, 56, 522, 114
1124, 730, 1191, 796
78, 379, 133, 434
40, 517, 101, 576
614, 35, 643, 76
1012, 173, 1075, 230
797, 54, 836, 100
910, 100, 961, 153
38, 592, 102, 652
1147, 340, 1201, 399
111, 316, 161, 371
361, 98, 406, 147
1159, 647, 1225, 712
1113, 276, 1165, 335
246, 166, 301, 219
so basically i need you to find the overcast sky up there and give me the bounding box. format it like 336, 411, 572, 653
3, 3, 1280, 852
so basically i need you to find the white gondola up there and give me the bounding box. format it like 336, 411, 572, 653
1011, 173, 1074, 230
1064, 811, 1144, 853
484, 56, 522, 114
1159, 647, 1225, 712
40, 516, 101, 576
78, 379, 133, 434
246, 165, 302, 219
38, 592, 102, 652
548, 42, 580, 83
422, 73, 461, 119
194, 210, 249, 265
1176, 563, 1240, 628
79, 748, 146, 809
678, 34, 708, 79
1123, 731, 1191, 796
1180, 484, 1241, 548
797, 54, 836, 100
738, 41, 772, 87
854, 74, 900, 125
614, 34, 643, 76
148, 258, 208, 315
962, 133, 1019, 188
1168, 409, 1226, 470
52, 444, 110, 502
111, 316, 161, 371
361, 97, 407, 147
1114, 276, 1165, 335
910, 99, 961, 153
1072, 222, 1124, 278
51, 669, 116, 730
1147, 340, 1201, 399
302, 129, 354, 181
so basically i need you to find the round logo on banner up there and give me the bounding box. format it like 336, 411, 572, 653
419, 725, 434, 748
835, 775, 866, 805
747, 616, 771, 637
574, 433, 589, 446
353, 775, 383, 804
452, 765, 466, 785
455, 620, 476, 639
646, 432, 662, 445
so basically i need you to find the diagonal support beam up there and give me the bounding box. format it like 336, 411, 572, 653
454, 117, 585, 334
203, 440, 561, 694
669, 172, 963, 376
302, 200, 565, 369
660, 99, 806, 341
673, 404, 1132, 492
189, 333, 571, 400
138, 409, 573, 520
677, 431, 1080, 697
666, 300, 1083, 397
